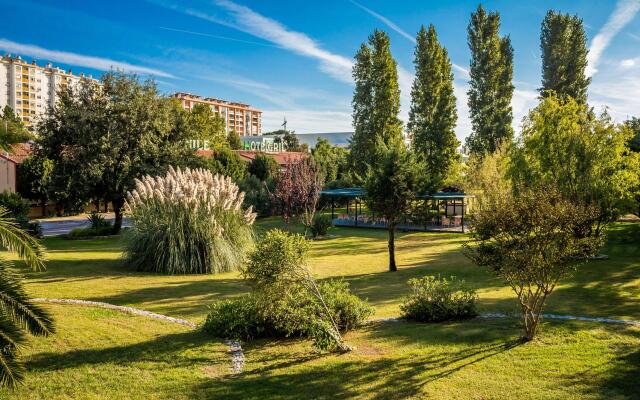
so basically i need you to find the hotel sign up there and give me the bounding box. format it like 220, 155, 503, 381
189, 137, 288, 152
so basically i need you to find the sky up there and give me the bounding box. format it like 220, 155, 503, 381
1, 0, 640, 140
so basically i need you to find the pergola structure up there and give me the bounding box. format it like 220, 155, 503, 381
320, 188, 474, 233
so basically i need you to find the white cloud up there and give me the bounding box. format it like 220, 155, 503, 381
0, 38, 174, 78
185, 0, 354, 83
586, 0, 640, 77
621, 58, 636, 67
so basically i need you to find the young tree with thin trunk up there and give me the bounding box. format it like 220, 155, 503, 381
409, 24, 459, 191
464, 186, 603, 341
364, 144, 422, 272
539, 10, 590, 104
466, 5, 514, 156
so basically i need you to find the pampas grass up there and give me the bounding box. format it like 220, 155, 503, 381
124, 166, 256, 274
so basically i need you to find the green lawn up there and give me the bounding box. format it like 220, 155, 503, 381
6, 221, 640, 399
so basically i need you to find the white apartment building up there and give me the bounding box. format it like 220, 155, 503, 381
0, 54, 94, 126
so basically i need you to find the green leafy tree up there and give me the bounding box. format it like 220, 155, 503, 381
539, 11, 590, 104
409, 24, 459, 191
311, 138, 348, 183
189, 103, 227, 148
0, 107, 32, 149
466, 5, 514, 156
625, 117, 640, 152
464, 186, 603, 341
364, 145, 422, 272
248, 153, 279, 181
227, 129, 242, 150
0, 206, 53, 387
509, 94, 640, 234
37, 72, 194, 231
206, 146, 247, 182
349, 30, 404, 180
17, 154, 54, 217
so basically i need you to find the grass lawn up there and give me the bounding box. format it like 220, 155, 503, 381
5, 220, 640, 399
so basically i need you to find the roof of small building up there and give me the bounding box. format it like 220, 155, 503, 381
320, 187, 474, 199
0, 143, 33, 164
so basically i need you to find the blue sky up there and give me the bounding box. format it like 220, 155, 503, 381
1, 0, 640, 139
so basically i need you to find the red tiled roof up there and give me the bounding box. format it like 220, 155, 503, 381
197, 149, 308, 167
0, 143, 32, 164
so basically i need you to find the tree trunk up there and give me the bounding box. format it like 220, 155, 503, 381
112, 198, 125, 234
388, 224, 397, 272
94, 199, 100, 213
41, 198, 47, 218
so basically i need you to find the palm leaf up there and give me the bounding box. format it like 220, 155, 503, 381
0, 311, 26, 388
0, 262, 54, 336
0, 207, 44, 271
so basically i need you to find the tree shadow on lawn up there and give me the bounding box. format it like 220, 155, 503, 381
26, 330, 227, 373
191, 322, 522, 400
560, 326, 640, 399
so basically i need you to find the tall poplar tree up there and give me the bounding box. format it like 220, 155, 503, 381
465, 5, 514, 156
409, 24, 458, 191
349, 30, 404, 180
539, 10, 590, 104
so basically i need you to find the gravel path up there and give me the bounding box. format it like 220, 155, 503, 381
372, 313, 640, 327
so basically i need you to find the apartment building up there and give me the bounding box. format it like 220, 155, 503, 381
0, 54, 94, 126
174, 92, 262, 136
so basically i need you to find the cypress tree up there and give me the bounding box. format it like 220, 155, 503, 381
349, 43, 374, 179
465, 5, 514, 156
408, 24, 458, 191
349, 30, 404, 180
539, 10, 590, 104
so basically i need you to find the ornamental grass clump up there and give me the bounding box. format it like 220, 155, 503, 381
124, 166, 256, 274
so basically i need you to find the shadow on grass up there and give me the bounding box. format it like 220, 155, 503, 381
26, 330, 226, 372
190, 326, 522, 400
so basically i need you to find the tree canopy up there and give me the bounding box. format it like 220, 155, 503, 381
466, 5, 514, 156
37, 71, 195, 230
409, 24, 459, 191
349, 30, 404, 180
539, 11, 590, 104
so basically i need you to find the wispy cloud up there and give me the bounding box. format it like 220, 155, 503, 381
586, 0, 640, 77
0, 38, 174, 78
181, 0, 354, 83
261, 109, 352, 133
348, 0, 469, 78
158, 26, 278, 48
349, 0, 416, 43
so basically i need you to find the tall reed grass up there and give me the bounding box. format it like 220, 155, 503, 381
124, 166, 256, 274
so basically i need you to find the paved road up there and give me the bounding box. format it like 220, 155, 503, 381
39, 217, 131, 237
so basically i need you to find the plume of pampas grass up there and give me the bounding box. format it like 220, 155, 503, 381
123, 166, 256, 274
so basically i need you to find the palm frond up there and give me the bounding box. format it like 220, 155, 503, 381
0, 207, 44, 271
0, 311, 26, 388
0, 262, 54, 336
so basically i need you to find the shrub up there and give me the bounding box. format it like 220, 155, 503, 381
202, 295, 272, 340
238, 175, 273, 217
87, 211, 111, 230
220, 229, 369, 351
202, 280, 372, 344
400, 275, 478, 322
0, 191, 29, 219
311, 214, 333, 238
318, 280, 373, 330
67, 225, 114, 239
123, 166, 256, 274
248, 153, 278, 181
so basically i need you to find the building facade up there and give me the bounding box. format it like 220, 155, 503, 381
174, 92, 262, 136
0, 54, 93, 126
